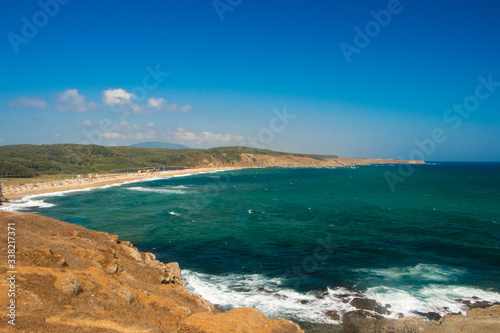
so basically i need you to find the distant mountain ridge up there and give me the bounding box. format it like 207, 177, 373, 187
129, 141, 190, 149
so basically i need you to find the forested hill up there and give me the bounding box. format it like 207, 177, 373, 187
0, 144, 339, 177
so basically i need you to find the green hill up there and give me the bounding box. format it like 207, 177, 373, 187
0, 144, 338, 178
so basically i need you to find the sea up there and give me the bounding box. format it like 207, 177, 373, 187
4, 163, 500, 324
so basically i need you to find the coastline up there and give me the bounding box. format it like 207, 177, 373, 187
2, 211, 498, 332
1, 166, 244, 202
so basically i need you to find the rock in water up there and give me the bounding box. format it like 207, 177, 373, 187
0, 185, 9, 205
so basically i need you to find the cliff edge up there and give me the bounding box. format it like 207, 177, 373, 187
0, 212, 302, 333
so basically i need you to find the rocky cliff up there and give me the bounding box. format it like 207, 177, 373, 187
0, 212, 303, 333
198, 153, 425, 169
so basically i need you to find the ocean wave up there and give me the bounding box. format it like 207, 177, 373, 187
366, 284, 500, 318
127, 187, 186, 194
183, 270, 357, 323
1, 196, 56, 212
182, 266, 500, 324
355, 263, 465, 283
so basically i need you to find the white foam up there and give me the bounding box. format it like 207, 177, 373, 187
183, 270, 357, 323
168, 211, 182, 216
366, 284, 500, 318
1, 197, 56, 212
356, 263, 464, 283
182, 264, 500, 324
127, 187, 186, 195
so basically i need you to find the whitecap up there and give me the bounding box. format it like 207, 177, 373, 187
182, 270, 357, 324
127, 187, 186, 195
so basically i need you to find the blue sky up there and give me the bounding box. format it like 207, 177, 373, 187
1, 0, 499, 160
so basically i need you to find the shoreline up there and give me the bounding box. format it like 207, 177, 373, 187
2, 211, 499, 332
1, 166, 244, 202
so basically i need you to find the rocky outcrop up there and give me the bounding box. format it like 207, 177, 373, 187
182, 307, 303, 333
0, 212, 303, 332
0, 185, 8, 206
342, 305, 500, 333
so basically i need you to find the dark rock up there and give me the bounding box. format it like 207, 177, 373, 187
273, 293, 288, 300
325, 310, 340, 321
426, 312, 442, 321
315, 290, 329, 299
469, 301, 500, 309
257, 287, 278, 293
350, 297, 390, 315
342, 310, 378, 333
412, 311, 442, 321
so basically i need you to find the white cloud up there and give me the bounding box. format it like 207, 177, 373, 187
103, 88, 135, 105
173, 127, 245, 144
9, 97, 46, 108
57, 89, 95, 112
148, 97, 165, 109
114, 121, 142, 132
103, 132, 126, 139
147, 122, 155, 127
82, 119, 92, 126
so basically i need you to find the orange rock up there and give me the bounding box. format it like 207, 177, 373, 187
181, 307, 303, 333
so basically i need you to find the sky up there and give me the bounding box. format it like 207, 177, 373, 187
1, 0, 499, 161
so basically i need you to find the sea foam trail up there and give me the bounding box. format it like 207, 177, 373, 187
127, 187, 187, 195
183, 265, 500, 324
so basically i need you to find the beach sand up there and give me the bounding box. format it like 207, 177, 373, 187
1, 167, 242, 201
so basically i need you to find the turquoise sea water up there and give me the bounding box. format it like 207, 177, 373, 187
5, 163, 500, 323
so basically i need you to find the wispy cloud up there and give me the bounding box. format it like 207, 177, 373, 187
173, 127, 244, 144
57, 89, 95, 112
9, 97, 46, 108
147, 97, 191, 112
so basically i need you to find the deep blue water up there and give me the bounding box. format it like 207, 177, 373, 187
6, 163, 500, 323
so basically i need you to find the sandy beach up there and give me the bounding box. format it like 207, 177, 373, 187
1, 167, 242, 201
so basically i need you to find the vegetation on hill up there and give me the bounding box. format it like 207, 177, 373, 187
0, 144, 338, 178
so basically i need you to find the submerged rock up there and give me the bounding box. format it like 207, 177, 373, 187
350, 297, 390, 315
